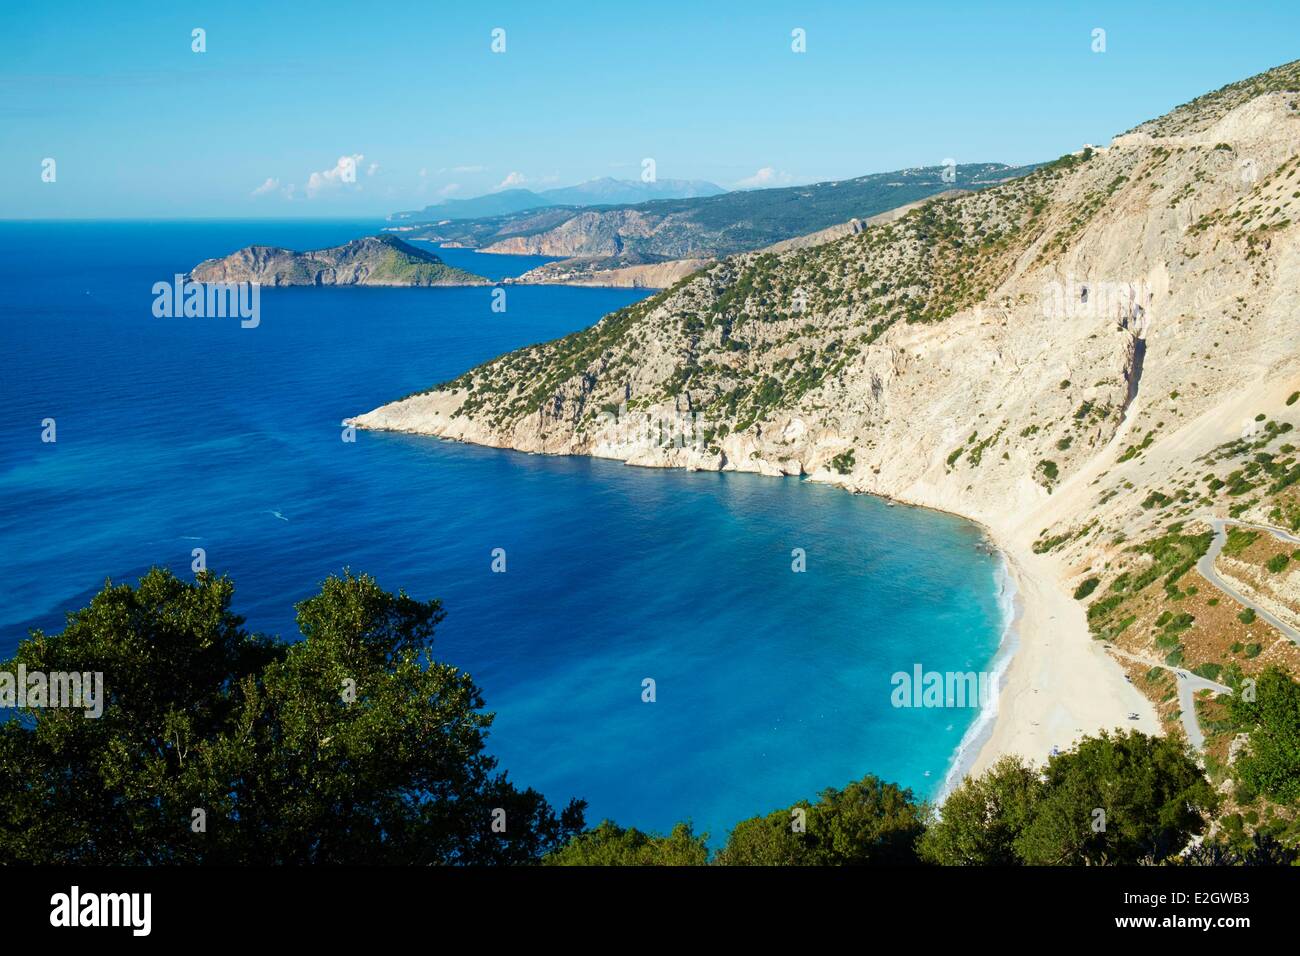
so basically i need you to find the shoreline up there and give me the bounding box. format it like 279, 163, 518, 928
839, 486, 1160, 795
958, 527, 1160, 783
349, 424, 1159, 799
823, 488, 1158, 799
938, 547, 1022, 801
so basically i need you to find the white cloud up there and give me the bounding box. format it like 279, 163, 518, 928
438, 183, 461, 196
251, 177, 280, 196
305, 153, 364, 198
495, 170, 527, 189
733, 166, 794, 189
366, 162, 380, 177
439, 164, 484, 174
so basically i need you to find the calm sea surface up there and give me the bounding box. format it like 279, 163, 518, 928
0, 220, 1007, 842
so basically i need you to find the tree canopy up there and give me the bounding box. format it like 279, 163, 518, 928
921, 731, 1217, 866
1228, 665, 1300, 805
918, 756, 1041, 865
0, 568, 584, 864
544, 821, 709, 866
715, 775, 925, 865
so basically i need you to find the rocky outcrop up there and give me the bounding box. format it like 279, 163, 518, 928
189, 235, 489, 287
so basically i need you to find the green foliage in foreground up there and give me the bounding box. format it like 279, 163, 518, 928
917, 756, 1040, 865
1016, 731, 1217, 864
921, 732, 1217, 865
1228, 666, 1300, 805
551, 730, 1232, 866
714, 776, 925, 865
544, 821, 709, 866
0, 569, 584, 864
545, 776, 925, 866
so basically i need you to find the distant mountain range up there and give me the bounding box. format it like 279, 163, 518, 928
390, 177, 726, 222
387, 163, 1038, 260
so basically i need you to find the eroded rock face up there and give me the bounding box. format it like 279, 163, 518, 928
351, 63, 1300, 565
482, 209, 659, 257
189, 235, 489, 287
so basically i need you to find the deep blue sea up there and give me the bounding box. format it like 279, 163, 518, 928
0, 220, 1008, 843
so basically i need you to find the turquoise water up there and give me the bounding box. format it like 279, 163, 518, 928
0, 221, 1008, 842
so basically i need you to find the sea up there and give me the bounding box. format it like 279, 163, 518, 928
0, 219, 1011, 844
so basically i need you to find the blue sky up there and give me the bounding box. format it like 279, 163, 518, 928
2, 0, 1297, 218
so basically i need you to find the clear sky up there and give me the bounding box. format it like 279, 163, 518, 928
2, 0, 1297, 219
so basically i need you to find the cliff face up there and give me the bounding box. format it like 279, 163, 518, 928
353, 62, 1300, 643
483, 209, 659, 256
189, 235, 489, 287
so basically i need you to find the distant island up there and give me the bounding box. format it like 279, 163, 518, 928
188, 235, 489, 287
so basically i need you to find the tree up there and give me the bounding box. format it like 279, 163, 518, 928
1177, 830, 1299, 866
716, 775, 924, 865
544, 821, 709, 866
1227, 666, 1300, 805
1014, 730, 1216, 865
0, 568, 584, 863
918, 756, 1042, 865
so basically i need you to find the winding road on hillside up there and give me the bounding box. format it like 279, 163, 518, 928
1172, 669, 1234, 751
1107, 647, 1232, 751
1197, 517, 1300, 644
1104, 516, 1298, 751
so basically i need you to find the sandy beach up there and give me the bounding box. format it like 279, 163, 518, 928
956, 373, 1300, 784
961, 536, 1160, 782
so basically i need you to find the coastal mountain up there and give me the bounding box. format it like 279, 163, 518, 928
352, 60, 1300, 758
507, 190, 972, 288
756, 189, 971, 254
392, 164, 1035, 260
188, 235, 489, 287
389, 176, 725, 223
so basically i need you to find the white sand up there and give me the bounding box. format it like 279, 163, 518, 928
965, 538, 1160, 779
